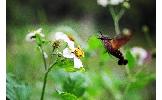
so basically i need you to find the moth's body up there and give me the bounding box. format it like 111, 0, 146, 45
98, 33, 131, 65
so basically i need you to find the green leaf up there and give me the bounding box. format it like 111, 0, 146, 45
63, 75, 86, 97
88, 35, 102, 50
59, 92, 78, 100
65, 67, 86, 72
125, 50, 136, 69
100, 52, 110, 62
35, 34, 45, 46
130, 73, 155, 89
65, 67, 76, 72
6, 73, 31, 100
56, 58, 85, 72
56, 58, 73, 68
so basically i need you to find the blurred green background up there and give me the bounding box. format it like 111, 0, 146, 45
7, 0, 156, 100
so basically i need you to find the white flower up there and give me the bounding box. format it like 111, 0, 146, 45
26, 28, 45, 42
97, 0, 124, 7
97, 0, 108, 7
51, 32, 74, 49
130, 47, 148, 65
52, 32, 84, 68
109, 0, 124, 5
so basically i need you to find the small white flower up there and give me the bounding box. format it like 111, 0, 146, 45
130, 47, 148, 65
97, 0, 124, 7
109, 0, 124, 5
97, 0, 108, 7
51, 32, 74, 49
26, 28, 44, 42
51, 32, 84, 68
122, 28, 131, 35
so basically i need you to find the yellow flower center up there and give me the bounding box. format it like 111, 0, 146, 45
74, 46, 84, 58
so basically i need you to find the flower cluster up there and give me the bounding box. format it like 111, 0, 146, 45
52, 32, 84, 69
26, 29, 85, 69
97, 0, 124, 7
130, 47, 151, 65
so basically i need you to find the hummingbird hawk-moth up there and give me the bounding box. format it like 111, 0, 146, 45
98, 32, 131, 65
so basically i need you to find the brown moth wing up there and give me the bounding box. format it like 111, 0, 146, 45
110, 35, 131, 50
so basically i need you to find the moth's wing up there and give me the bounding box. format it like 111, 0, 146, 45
110, 36, 131, 50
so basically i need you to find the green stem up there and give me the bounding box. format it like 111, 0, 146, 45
123, 65, 131, 97
117, 9, 125, 21
109, 6, 125, 35
40, 46, 47, 70
40, 62, 57, 100
40, 71, 48, 100
114, 19, 120, 35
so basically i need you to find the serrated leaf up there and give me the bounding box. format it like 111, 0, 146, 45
65, 67, 86, 72
59, 92, 78, 100
6, 74, 31, 100
63, 75, 86, 97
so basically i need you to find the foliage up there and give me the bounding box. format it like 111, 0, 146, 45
7, 0, 155, 99
6, 74, 31, 100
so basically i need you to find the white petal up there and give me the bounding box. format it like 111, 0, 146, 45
131, 47, 148, 65
97, 0, 108, 7
25, 32, 35, 42
34, 28, 42, 33
34, 28, 45, 37
73, 56, 83, 68
109, 0, 124, 5
63, 48, 74, 58
53, 32, 69, 41
67, 40, 75, 49
51, 32, 75, 49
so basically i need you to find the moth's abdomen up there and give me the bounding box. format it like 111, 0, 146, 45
110, 49, 124, 59
110, 49, 128, 65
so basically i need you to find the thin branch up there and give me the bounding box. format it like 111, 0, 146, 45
40, 61, 57, 100
109, 6, 116, 20
117, 8, 125, 21
109, 6, 121, 35
40, 46, 47, 70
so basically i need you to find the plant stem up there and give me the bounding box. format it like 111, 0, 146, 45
123, 65, 131, 97
40, 70, 48, 100
109, 6, 125, 35
40, 46, 47, 70
40, 62, 57, 100
114, 19, 120, 35
118, 9, 125, 21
